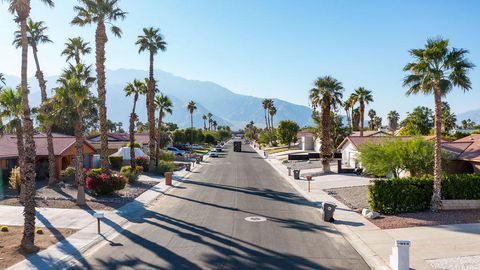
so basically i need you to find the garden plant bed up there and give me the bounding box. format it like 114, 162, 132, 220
0, 226, 77, 269
370, 210, 480, 229
0, 180, 158, 211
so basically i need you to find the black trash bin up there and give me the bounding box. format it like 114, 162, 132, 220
185, 163, 191, 171
322, 201, 337, 222
293, 169, 301, 180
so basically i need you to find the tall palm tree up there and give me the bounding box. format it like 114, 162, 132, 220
309, 76, 344, 173
72, 0, 127, 172
51, 64, 95, 206
202, 114, 207, 130
403, 38, 474, 210
207, 112, 213, 130
351, 87, 373, 136
13, 19, 56, 186
262, 99, 272, 130
343, 99, 352, 129
0, 87, 25, 201
0, 73, 5, 86
124, 79, 146, 167
187, 101, 197, 144
212, 120, 218, 131
4, 0, 54, 252
154, 93, 173, 167
61, 37, 91, 66
269, 105, 277, 129
367, 109, 377, 130
387, 110, 400, 134
135, 27, 167, 171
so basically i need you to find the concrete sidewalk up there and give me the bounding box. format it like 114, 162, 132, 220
252, 144, 480, 270
6, 159, 205, 270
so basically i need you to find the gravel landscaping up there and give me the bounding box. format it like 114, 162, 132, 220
0, 226, 77, 269
0, 179, 158, 211
324, 185, 480, 229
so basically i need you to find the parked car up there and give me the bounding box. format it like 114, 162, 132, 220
166, 147, 186, 156
209, 149, 219, 157
215, 144, 223, 152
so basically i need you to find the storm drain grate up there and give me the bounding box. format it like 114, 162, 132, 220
244, 216, 267, 222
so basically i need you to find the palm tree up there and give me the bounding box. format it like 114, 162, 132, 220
0, 73, 5, 86
351, 87, 373, 136
13, 19, 56, 186
154, 93, 173, 167
403, 38, 474, 210
72, 0, 127, 172
309, 76, 344, 173
61, 37, 91, 66
5, 0, 54, 252
51, 64, 95, 206
187, 101, 197, 144
124, 79, 147, 167
202, 114, 207, 130
262, 99, 272, 130
269, 105, 277, 129
367, 109, 377, 130
135, 27, 167, 171
0, 87, 25, 202
212, 120, 218, 131
207, 112, 213, 130
343, 99, 352, 129
387, 110, 400, 134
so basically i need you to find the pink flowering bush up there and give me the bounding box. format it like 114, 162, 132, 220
85, 170, 127, 196
135, 156, 149, 171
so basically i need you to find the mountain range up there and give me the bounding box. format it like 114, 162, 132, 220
3, 69, 314, 130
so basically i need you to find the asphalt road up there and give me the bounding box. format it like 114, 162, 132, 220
73, 142, 369, 270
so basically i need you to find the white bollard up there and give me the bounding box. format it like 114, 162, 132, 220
389, 240, 410, 270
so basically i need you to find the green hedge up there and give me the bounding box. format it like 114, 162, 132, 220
109, 156, 123, 170
120, 166, 143, 183
369, 174, 480, 214
155, 161, 176, 176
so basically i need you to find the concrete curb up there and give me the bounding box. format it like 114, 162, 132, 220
250, 144, 390, 270
7, 158, 207, 270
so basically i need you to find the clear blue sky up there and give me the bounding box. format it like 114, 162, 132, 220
1, 0, 479, 121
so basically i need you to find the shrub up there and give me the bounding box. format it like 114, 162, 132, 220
155, 161, 176, 176
120, 165, 143, 183
86, 172, 127, 195
134, 156, 149, 171
1, 226, 8, 232
125, 141, 142, 148
158, 150, 175, 162
36, 228, 44, 234
9, 167, 21, 192
369, 174, 480, 214
109, 156, 123, 170
60, 167, 76, 182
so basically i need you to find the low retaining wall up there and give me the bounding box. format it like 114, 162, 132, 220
441, 200, 480, 210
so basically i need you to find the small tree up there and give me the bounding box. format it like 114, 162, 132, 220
276, 120, 299, 148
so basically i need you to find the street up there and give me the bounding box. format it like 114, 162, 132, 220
72, 142, 369, 270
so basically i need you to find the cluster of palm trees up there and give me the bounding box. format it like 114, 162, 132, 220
202, 112, 218, 131
261, 99, 277, 130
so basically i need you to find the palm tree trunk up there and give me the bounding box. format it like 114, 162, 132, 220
264, 109, 269, 130
431, 82, 443, 211
271, 114, 274, 130
96, 20, 109, 172
74, 115, 85, 206
320, 105, 331, 173
155, 110, 163, 168
129, 97, 137, 168
32, 46, 56, 186
19, 12, 37, 253
360, 103, 365, 136
147, 50, 156, 172
190, 113, 194, 144
345, 108, 351, 128
16, 127, 26, 203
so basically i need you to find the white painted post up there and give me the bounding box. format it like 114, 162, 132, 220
389, 240, 410, 270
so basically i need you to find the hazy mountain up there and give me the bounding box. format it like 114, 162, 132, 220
457, 109, 480, 125
3, 68, 314, 130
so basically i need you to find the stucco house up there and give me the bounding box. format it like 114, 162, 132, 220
443, 134, 480, 174
88, 133, 150, 155
0, 133, 95, 181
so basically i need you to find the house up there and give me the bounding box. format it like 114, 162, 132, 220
0, 133, 95, 180
297, 132, 315, 151
350, 130, 391, 137
88, 133, 150, 155
443, 134, 480, 174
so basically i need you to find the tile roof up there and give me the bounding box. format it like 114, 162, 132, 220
350, 130, 390, 137
451, 135, 480, 162
88, 133, 150, 145
0, 133, 92, 159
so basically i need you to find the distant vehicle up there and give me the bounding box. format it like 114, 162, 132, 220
215, 144, 223, 152
190, 144, 204, 150
233, 141, 242, 152
166, 147, 185, 156
209, 149, 219, 157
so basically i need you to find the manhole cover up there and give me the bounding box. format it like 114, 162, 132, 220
244, 216, 267, 222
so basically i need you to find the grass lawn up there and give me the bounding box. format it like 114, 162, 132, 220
0, 226, 77, 269
268, 147, 291, 154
